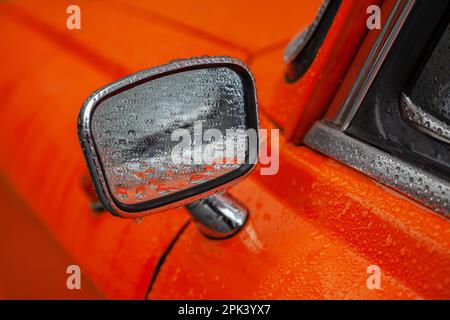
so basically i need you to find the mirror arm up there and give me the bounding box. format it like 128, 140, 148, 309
186, 192, 249, 239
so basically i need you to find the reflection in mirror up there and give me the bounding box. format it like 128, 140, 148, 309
91, 67, 250, 206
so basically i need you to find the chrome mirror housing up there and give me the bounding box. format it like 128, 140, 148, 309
78, 57, 259, 220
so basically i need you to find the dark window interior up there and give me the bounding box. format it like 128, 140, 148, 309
347, 0, 450, 180
409, 21, 450, 123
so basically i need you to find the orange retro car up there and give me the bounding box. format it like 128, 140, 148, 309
0, 0, 449, 301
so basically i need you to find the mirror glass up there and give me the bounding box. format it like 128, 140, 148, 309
91, 67, 253, 207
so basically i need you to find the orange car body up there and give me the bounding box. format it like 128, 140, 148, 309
0, 0, 449, 299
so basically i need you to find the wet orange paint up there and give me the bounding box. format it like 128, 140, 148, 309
0, 0, 448, 300
149, 116, 450, 299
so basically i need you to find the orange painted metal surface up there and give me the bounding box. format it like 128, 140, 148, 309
0, 0, 322, 299
0, 175, 104, 299
150, 116, 450, 299
0, 0, 449, 300
264, 0, 383, 142
325, 0, 396, 122
286, 0, 384, 143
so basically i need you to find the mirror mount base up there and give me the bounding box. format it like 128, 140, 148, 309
186, 192, 248, 239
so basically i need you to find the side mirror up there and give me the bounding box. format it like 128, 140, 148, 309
78, 57, 259, 233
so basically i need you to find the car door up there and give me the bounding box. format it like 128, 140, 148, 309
148, 0, 450, 299
0, 0, 323, 299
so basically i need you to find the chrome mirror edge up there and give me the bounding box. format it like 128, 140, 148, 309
77, 56, 259, 219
